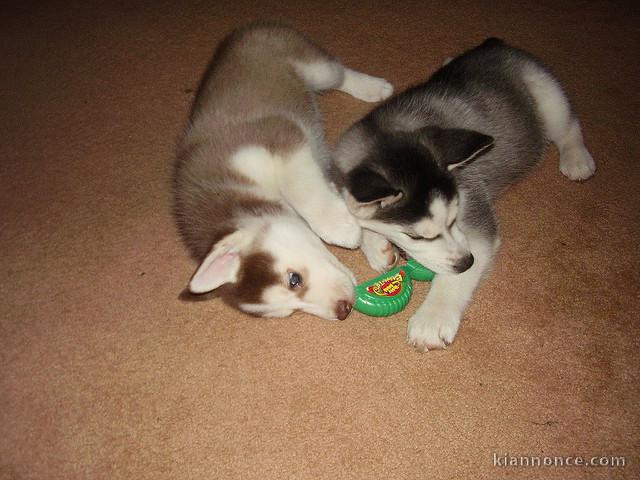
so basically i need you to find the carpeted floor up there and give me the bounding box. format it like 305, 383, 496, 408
1, 1, 638, 479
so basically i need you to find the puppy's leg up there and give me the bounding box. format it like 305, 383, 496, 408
407, 234, 499, 351
522, 65, 596, 181
278, 145, 362, 249
361, 229, 399, 272
294, 61, 393, 103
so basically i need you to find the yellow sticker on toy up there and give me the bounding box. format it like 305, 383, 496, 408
366, 270, 405, 297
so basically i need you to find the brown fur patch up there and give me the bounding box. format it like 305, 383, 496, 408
246, 116, 306, 155
190, 22, 336, 126
220, 251, 279, 307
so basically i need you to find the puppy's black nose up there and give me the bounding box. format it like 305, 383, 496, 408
454, 254, 474, 273
335, 300, 353, 320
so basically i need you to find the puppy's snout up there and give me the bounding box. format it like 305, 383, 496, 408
335, 300, 353, 320
453, 253, 474, 273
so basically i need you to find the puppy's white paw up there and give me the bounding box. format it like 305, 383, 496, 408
560, 146, 596, 181
313, 203, 362, 249
341, 70, 394, 103
361, 231, 398, 272
355, 76, 393, 103
361, 77, 394, 102
325, 214, 362, 249
407, 303, 461, 352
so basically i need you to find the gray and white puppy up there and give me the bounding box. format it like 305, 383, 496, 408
174, 23, 393, 320
334, 38, 596, 349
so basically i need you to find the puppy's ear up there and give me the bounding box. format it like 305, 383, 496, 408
188, 229, 251, 294
347, 166, 403, 208
421, 126, 494, 170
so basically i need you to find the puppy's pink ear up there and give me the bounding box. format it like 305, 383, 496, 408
188, 230, 250, 294
189, 250, 241, 294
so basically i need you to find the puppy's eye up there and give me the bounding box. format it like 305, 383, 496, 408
405, 232, 423, 240
288, 271, 303, 289
405, 232, 441, 241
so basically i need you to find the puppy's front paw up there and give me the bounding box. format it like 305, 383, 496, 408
326, 214, 362, 249
407, 303, 461, 352
313, 203, 362, 249
361, 231, 398, 272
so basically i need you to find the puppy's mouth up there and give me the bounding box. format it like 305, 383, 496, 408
393, 247, 459, 275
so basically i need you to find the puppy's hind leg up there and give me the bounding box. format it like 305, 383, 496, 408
556, 119, 597, 181
522, 65, 596, 181
294, 60, 393, 102
339, 68, 394, 102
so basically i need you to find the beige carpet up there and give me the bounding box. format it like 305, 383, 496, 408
1, 1, 638, 479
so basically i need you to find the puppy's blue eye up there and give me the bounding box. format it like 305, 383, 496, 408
288, 271, 303, 289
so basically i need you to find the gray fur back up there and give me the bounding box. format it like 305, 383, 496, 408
368, 40, 554, 199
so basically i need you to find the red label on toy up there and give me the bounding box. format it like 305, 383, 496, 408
366, 270, 405, 297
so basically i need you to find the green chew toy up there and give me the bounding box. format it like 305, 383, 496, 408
354, 259, 435, 317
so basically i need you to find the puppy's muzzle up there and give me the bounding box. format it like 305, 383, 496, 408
453, 253, 474, 273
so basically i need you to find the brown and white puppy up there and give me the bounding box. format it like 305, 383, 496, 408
173, 23, 393, 320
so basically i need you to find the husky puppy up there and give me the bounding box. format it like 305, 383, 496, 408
334, 38, 596, 346
173, 24, 393, 320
